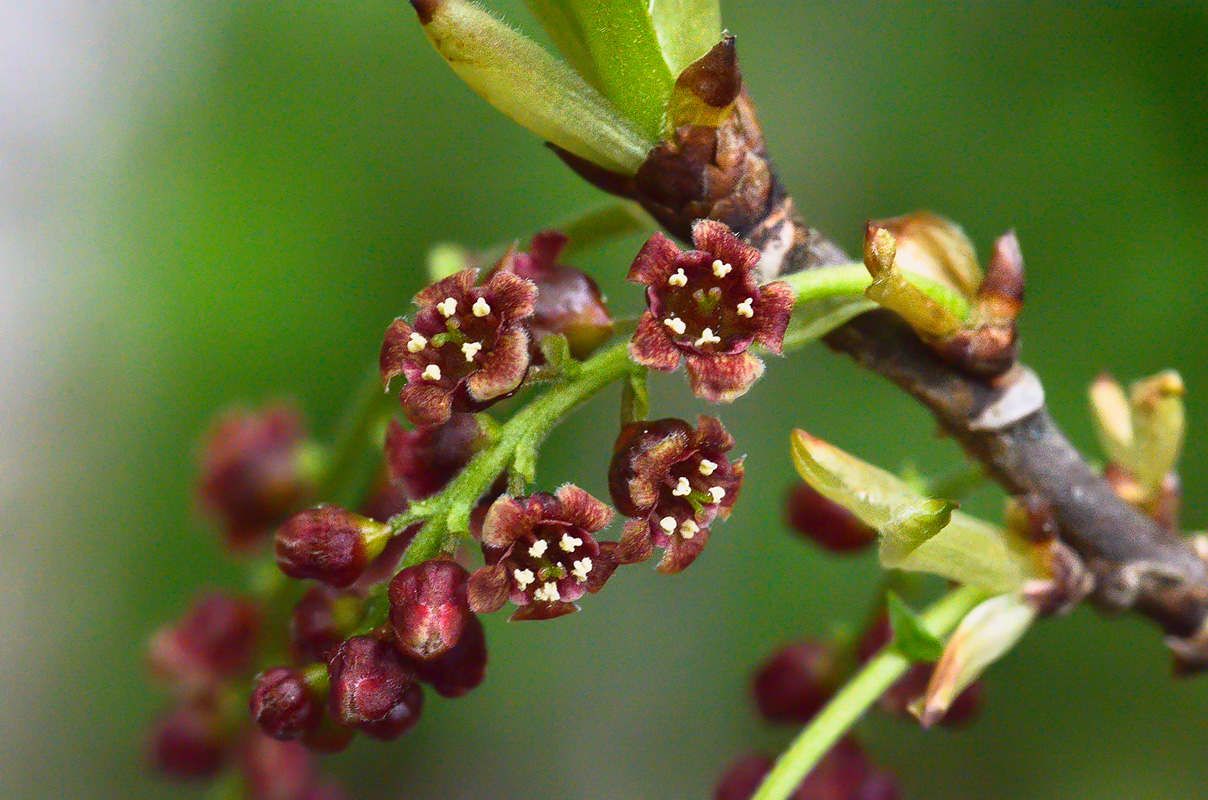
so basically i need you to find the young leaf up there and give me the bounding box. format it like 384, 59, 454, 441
790, 431, 1043, 593
649, 0, 723, 77
913, 593, 1037, 727
886, 591, 945, 663
413, 0, 654, 174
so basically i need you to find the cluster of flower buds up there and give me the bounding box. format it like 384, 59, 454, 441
145, 592, 345, 799
380, 233, 614, 426
714, 738, 900, 800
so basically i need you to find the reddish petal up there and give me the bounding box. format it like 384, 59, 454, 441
509, 601, 579, 622
585, 542, 620, 594
627, 232, 683, 285
685, 352, 764, 403
380, 318, 417, 386
467, 564, 509, 613
480, 496, 529, 549
484, 270, 538, 319
526, 231, 568, 269
466, 326, 530, 402
694, 414, 735, 454
415, 269, 477, 309
399, 383, 453, 427
752, 281, 795, 354
629, 312, 682, 372
554, 484, 614, 533
716, 458, 744, 519
656, 524, 711, 574
617, 519, 655, 564
692, 219, 761, 274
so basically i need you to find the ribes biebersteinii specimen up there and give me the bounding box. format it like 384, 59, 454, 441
380, 268, 537, 426
628, 219, 794, 402
468, 485, 619, 621
609, 415, 743, 573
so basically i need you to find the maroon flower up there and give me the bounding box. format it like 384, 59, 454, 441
146, 592, 260, 696
197, 404, 318, 547
380, 268, 537, 426
388, 559, 473, 660
467, 485, 617, 621
785, 482, 878, 553
628, 220, 794, 402
275, 506, 392, 588
608, 416, 743, 574
496, 231, 614, 360
326, 636, 424, 741
384, 414, 484, 501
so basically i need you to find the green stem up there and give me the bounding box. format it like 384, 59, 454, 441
398, 343, 636, 566
750, 585, 987, 800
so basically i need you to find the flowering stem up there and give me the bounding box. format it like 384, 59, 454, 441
397, 343, 637, 566
750, 585, 987, 800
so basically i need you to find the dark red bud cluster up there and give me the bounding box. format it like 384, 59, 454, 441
275, 506, 391, 588
198, 404, 318, 548
714, 738, 900, 800
785, 482, 877, 554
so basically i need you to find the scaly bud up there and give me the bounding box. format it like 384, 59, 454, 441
874, 211, 981, 296
275, 506, 392, 588
146, 592, 260, 695
388, 560, 473, 660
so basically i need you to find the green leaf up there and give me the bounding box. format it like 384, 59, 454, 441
886, 591, 945, 663
524, 0, 674, 140
790, 431, 1043, 593
649, 0, 723, 76
913, 594, 1037, 727
416, 0, 653, 174
782, 296, 877, 349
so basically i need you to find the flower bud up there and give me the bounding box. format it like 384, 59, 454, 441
713, 738, 900, 800
250, 666, 320, 740
198, 404, 320, 547
327, 636, 424, 740
146, 592, 260, 694
499, 231, 614, 360
714, 752, 773, 800
785, 482, 877, 553
147, 702, 229, 779
752, 640, 839, 724
275, 506, 391, 588
411, 613, 488, 698
288, 587, 363, 664
389, 559, 473, 660
240, 731, 319, 800
384, 414, 483, 501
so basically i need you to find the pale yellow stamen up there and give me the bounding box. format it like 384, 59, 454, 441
422, 364, 442, 382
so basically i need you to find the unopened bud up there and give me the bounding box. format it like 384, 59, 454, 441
250, 666, 320, 741
384, 414, 483, 501
388, 559, 473, 660
147, 702, 229, 779
146, 592, 260, 694
275, 506, 391, 588
327, 636, 424, 740
752, 640, 839, 724
411, 613, 488, 698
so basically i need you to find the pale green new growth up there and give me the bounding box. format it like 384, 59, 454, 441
790, 431, 1042, 594
914, 593, 1036, 726
649, 0, 723, 76
418, 1, 653, 174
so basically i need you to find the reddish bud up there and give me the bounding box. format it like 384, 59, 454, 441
240, 731, 319, 800
147, 702, 229, 779
714, 739, 899, 800
275, 506, 390, 588
250, 667, 320, 740
327, 636, 424, 740
752, 640, 839, 724
388, 559, 473, 660
147, 592, 260, 694
411, 613, 488, 698
499, 231, 614, 360
198, 404, 318, 547
289, 587, 363, 664
384, 414, 484, 501
785, 482, 877, 553
714, 753, 774, 800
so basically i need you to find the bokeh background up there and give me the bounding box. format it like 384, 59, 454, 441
3, 2, 1207, 798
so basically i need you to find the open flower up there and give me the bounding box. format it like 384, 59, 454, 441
380, 269, 537, 426
608, 415, 743, 573
467, 485, 617, 621
628, 220, 793, 402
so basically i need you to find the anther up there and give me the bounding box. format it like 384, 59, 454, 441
672, 477, 691, 497
664, 316, 687, 336
513, 568, 535, 589
422, 364, 442, 381
559, 533, 582, 553
528, 539, 548, 558
407, 332, 428, 353
680, 519, 699, 539
698, 459, 718, 476
571, 558, 592, 582
461, 341, 482, 362
712, 259, 732, 278
471, 298, 491, 317
436, 297, 458, 317
708, 486, 726, 504
737, 298, 754, 318
695, 328, 721, 347
659, 516, 678, 533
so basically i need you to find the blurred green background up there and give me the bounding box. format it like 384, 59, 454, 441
4, 2, 1207, 798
